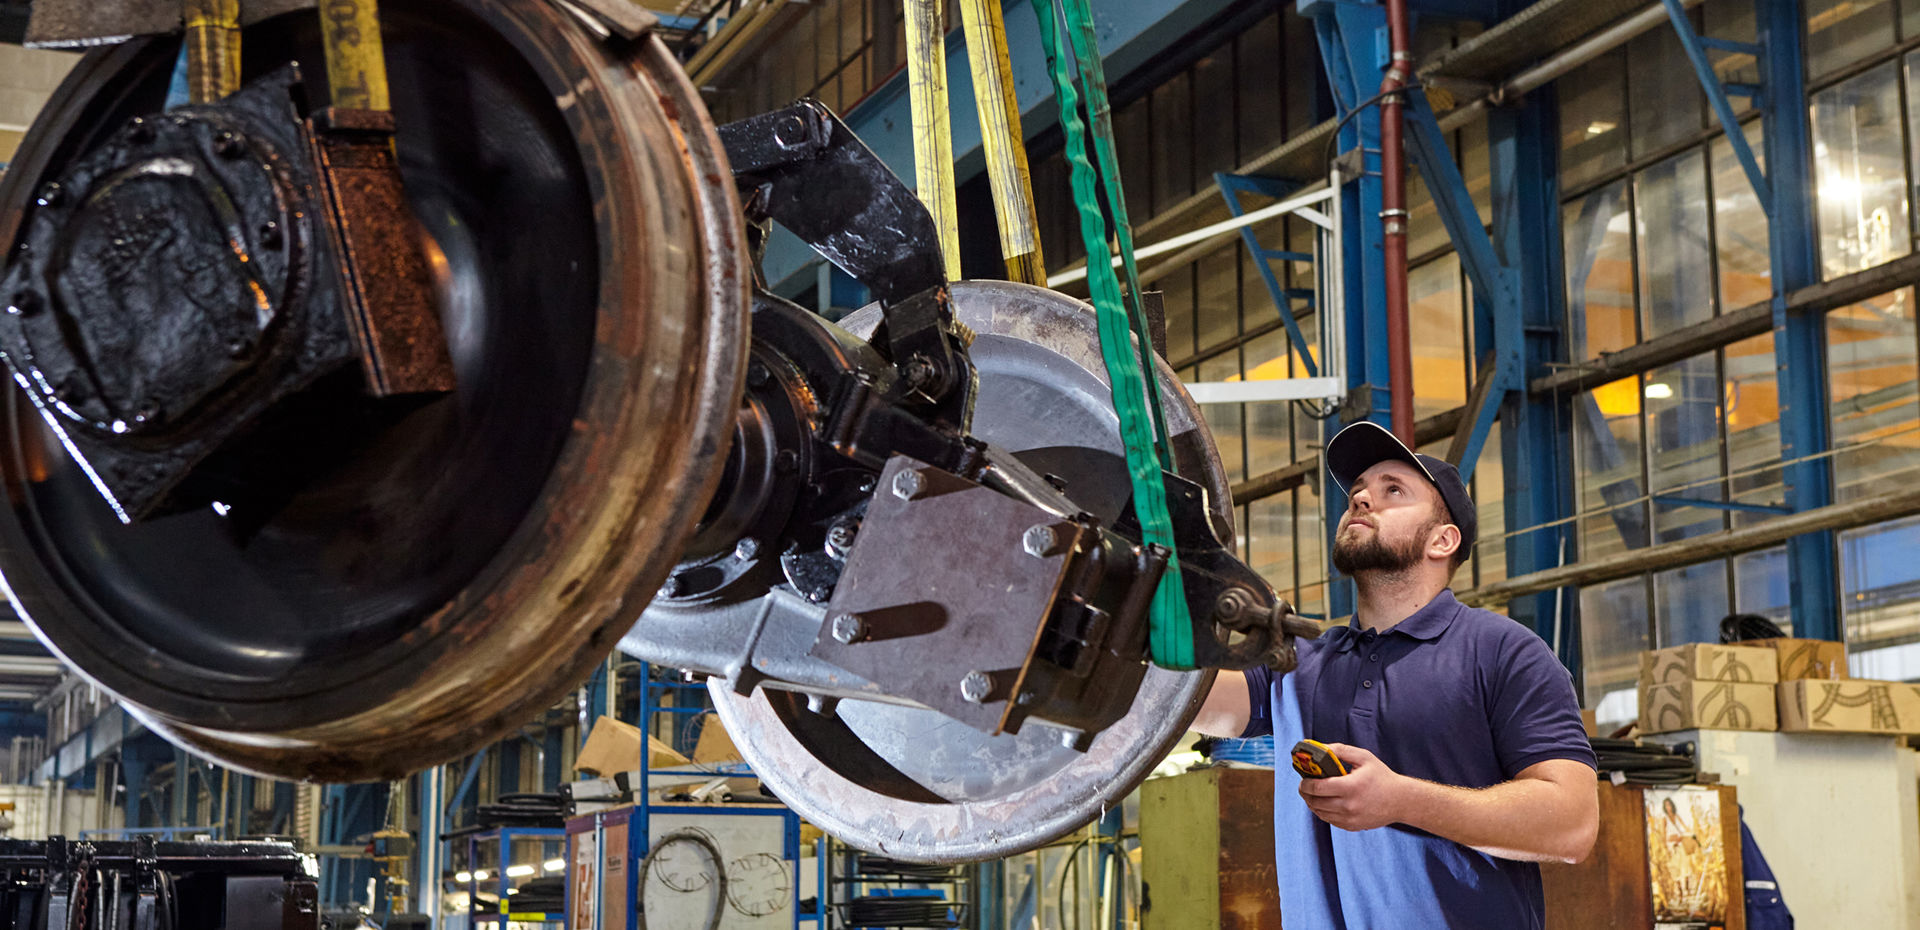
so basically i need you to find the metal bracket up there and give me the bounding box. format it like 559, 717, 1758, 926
720, 101, 975, 425
1661, 0, 1772, 212
1217, 173, 1321, 378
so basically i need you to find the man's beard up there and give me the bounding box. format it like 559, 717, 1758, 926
1331, 519, 1434, 576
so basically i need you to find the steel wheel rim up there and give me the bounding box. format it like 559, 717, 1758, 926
711, 282, 1220, 861
0, 1, 747, 780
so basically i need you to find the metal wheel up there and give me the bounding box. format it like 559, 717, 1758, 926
0, 1, 747, 780
708, 281, 1222, 862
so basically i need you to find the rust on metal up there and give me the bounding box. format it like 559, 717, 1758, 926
307, 106, 456, 396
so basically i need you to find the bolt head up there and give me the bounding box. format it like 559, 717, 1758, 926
1213, 586, 1265, 630
830, 612, 866, 644
658, 574, 684, 599
892, 468, 926, 500
1023, 524, 1057, 558
775, 449, 800, 474
773, 114, 810, 149
733, 537, 761, 560
746, 362, 770, 388
215, 132, 246, 159
960, 670, 992, 704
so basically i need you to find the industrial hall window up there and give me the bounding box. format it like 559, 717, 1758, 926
1553, 0, 1920, 728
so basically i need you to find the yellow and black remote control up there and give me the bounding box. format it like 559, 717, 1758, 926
1290, 739, 1349, 779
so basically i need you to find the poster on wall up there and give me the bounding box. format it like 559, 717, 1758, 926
1644, 786, 1729, 930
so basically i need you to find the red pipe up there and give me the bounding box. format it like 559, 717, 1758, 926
1380, 0, 1415, 445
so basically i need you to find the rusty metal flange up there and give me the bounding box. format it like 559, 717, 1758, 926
0, 0, 747, 780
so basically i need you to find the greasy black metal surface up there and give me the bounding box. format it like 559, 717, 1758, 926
0, 66, 360, 522
0, 5, 603, 724
719, 101, 974, 427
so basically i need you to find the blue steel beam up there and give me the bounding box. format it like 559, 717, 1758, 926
1302, 0, 1394, 620
1756, 0, 1838, 638
1403, 87, 1522, 483
1664, 0, 1833, 637
1486, 68, 1576, 659
1217, 172, 1321, 377
1662, 0, 1772, 210
761, 0, 1244, 294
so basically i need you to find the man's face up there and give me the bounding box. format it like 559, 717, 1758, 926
1331, 460, 1447, 576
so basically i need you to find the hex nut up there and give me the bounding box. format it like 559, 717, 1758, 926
960, 670, 992, 704
892, 468, 926, 500
830, 612, 866, 644
1023, 524, 1057, 558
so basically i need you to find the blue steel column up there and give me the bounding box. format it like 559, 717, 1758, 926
1758, 0, 1839, 638
1303, 0, 1394, 620
1487, 100, 1577, 667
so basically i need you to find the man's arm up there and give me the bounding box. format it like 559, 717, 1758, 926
1297, 744, 1599, 864
1190, 670, 1251, 737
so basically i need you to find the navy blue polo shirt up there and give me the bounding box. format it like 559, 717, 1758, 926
1242, 589, 1594, 929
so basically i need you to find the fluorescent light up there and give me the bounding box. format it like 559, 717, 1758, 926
455, 871, 472, 884
472, 870, 489, 882
1586, 120, 1616, 136
1643, 382, 1674, 400
507, 888, 519, 895
505, 864, 536, 878
544, 859, 566, 872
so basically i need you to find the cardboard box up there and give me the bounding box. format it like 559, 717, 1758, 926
1749, 638, 1848, 681
573, 716, 690, 777
691, 712, 742, 765
1776, 679, 1920, 735
1639, 680, 1777, 734
1640, 643, 1778, 686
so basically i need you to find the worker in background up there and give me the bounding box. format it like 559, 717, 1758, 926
1191, 420, 1598, 929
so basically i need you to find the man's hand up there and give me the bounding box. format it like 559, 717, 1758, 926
1299, 748, 1599, 862
1297, 743, 1406, 832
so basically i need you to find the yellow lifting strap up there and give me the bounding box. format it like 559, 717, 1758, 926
182, 0, 241, 103
903, 0, 963, 281
319, 0, 393, 112
957, 0, 1047, 285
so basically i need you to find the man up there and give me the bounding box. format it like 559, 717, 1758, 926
1192, 420, 1597, 928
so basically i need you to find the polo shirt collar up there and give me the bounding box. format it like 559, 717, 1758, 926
1338, 588, 1462, 648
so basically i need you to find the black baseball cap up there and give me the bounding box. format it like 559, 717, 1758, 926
1325, 421, 1477, 559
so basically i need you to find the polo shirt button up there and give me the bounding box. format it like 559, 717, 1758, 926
1363, 680, 1373, 689
1370, 653, 1379, 662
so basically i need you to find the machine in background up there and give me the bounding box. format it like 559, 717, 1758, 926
0, 835, 318, 930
